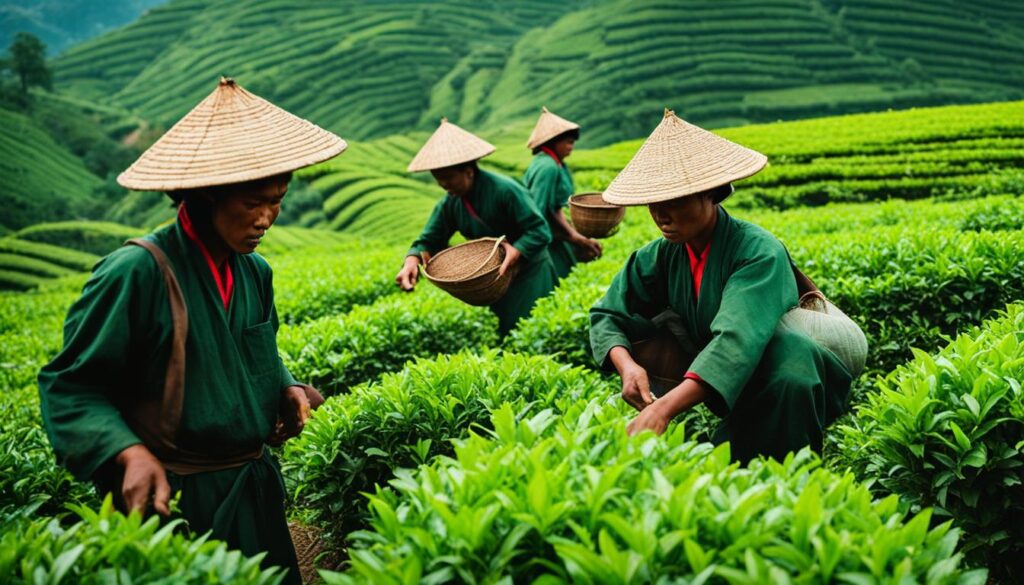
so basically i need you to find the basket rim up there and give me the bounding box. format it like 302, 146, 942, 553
422, 237, 505, 284
570, 192, 621, 210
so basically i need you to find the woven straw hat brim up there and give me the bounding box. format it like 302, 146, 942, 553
602, 110, 766, 206
527, 107, 580, 150
118, 78, 347, 191
408, 118, 496, 172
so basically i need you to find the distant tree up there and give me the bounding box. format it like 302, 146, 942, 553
9, 32, 52, 93
0, 54, 30, 110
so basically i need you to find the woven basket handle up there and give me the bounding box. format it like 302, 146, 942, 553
467, 235, 506, 279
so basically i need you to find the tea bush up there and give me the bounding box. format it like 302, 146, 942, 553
15, 221, 142, 256
0, 386, 96, 523
0, 289, 75, 391
745, 195, 1024, 238
836, 303, 1024, 581
326, 400, 985, 584
271, 245, 399, 325
280, 350, 617, 543
0, 497, 285, 584
793, 226, 1024, 380
278, 288, 499, 396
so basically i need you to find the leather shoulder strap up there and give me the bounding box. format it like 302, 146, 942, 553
125, 238, 188, 445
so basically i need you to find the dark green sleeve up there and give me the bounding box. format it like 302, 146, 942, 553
506, 185, 552, 260
589, 241, 666, 368
688, 236, 797, 413
408, 197, 454, 258
38, 248, 152, 481
525, 162, 564, 215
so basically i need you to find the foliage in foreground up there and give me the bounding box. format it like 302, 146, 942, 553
837, 303, 1024, 581
0, 496, 284, 584
325, 400, 985, 584
0, 386, 97, 524
281, 350, 617, 543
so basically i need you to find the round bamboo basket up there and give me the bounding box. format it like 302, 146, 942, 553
569, 192, 625, 239
422, 237, 514, 306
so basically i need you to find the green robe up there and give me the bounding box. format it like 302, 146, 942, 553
590, 207, 852, 463
409, 168, 557, 336
523, 152, 576, 279
38, 220, 300, 583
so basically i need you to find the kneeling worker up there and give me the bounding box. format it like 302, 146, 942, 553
590, 109, 858, 463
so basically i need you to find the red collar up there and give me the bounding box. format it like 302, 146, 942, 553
685, 241, 711, 299
685, 240, 711, 263
540, 147, 563, 167
178, 205, 234, 310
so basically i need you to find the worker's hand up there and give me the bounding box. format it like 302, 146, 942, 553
268, 385, 312, 446
498, 242, 521, 277
620, 361, 654, 412
396, 255, 422, 291
572, 234, 603, 261
626, 401, 672, 436
116, 444, 171, 516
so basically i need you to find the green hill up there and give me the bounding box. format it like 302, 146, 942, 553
53, 0, 585, 138
470, 0, 1024, 144
0, 106, 102, 232
0, 89, 152, 232
52, 0, 1024, 145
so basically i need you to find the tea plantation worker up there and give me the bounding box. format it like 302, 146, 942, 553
523, 107, 602, 279
38, 77, 346, 584
589, 109, 858, 464
395, 118, 557, 337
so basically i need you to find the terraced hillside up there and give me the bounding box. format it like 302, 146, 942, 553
53, 0, 584, 138
474, 0, 1024, 143
0, 107, 102, 233
569, 100, 1024, 209
0, 221, 352, 291
297, 100, 1024, 245
294, 132, 435, 235
53, 0, 1024, 144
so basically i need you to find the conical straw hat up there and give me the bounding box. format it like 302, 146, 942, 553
527, 106, 580, 150
602, 109, 767, 206
407, 118, 495, 172
118, 77, 347, 191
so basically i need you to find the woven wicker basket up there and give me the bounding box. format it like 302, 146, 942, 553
570, 192, 625, 239
422, 237, 514, 306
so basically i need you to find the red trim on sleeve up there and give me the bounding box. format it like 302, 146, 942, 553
684, 371, 703, 383
178, 205, 233, 310
685, 241, 711, 299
